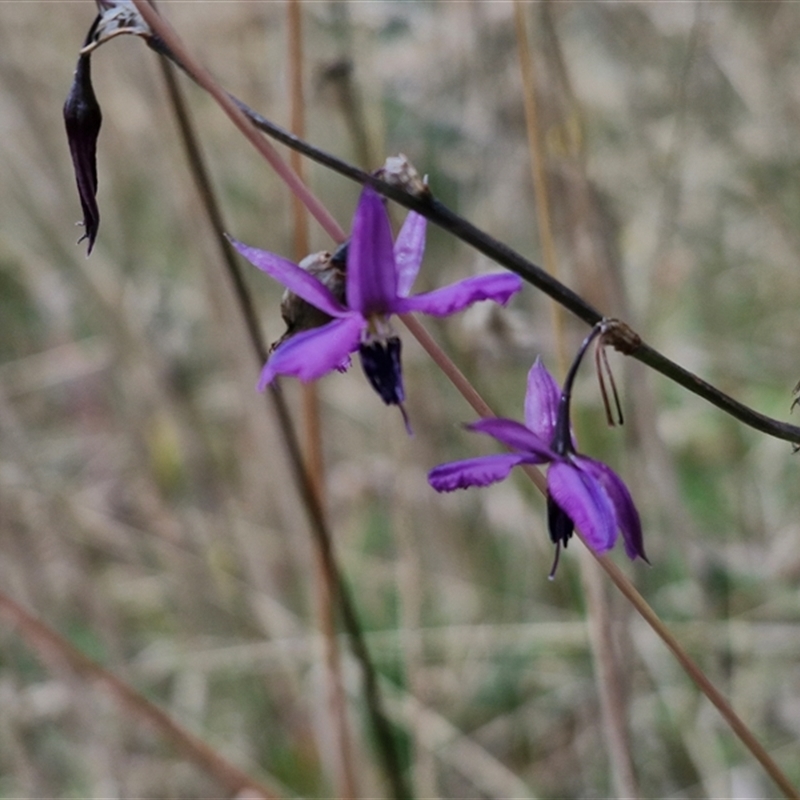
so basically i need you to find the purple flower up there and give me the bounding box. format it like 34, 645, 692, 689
228, 186, 522, 424
428, 350, 647, 573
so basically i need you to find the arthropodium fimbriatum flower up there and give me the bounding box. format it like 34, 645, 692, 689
227, 185, 522, 429
428, 325, 647, 576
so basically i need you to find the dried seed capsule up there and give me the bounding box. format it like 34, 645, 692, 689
273, 249, 347, 350
374, 154, 430, 199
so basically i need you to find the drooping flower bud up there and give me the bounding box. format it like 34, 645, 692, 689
64, 48, 102, 255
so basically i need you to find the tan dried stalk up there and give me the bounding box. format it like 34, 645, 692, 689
0, 590, 280, 799
512, 3, 640, 796
287, 2, 359, 797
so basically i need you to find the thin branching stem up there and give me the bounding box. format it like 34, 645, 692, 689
231, 107, 800, 445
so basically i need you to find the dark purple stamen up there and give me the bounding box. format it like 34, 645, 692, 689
547, 495, 574, 548
359, 336, 405, 406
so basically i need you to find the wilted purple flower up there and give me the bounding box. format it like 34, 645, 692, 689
65, 3, 157, 255
429, 331, 647, 575
64, 26, 102, 255
228, 186, 522, 426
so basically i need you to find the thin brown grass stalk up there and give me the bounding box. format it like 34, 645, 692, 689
288, 1, 359, 796
118, 5, 799, 796
157, 45, 399, 800
133, 0, 345, 244
0, 590, 280, 800
512, 0, 567, 377
513, 4, 640, 795
145, 14, 410, 800
595, 557, 799, 800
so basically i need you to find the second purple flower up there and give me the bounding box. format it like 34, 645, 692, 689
428, 338, 648, 574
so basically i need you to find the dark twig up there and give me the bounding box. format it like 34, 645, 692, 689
141, 8, 800, 446
158, 56, 410, 800
213, 100, 799, 446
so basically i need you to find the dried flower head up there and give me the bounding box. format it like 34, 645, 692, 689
273, 247, 347, 351
64, 27, 102, 255
374, 154, 430, 199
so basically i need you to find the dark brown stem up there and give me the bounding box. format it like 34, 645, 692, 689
138, 1, 800, 446
222, 101, 800, 447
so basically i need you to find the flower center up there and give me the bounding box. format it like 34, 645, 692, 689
359, 317, 405, 407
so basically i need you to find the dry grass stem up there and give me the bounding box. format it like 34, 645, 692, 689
0, 591, 280, 800
288, 1, 359, 796
4, 3, 800, 797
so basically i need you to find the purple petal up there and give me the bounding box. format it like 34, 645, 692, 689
428, 453, 535, 492
228, 237, 349, 319
577, 457, 647, 562
394, 210, 427, 297
396, 273, 522, 317
524, 358, 562, 442
467, 418, 556, 461
547, 461, 617, 554
258, 316, 363, 389
347, 186, 398, 315
64, 53, 102, 255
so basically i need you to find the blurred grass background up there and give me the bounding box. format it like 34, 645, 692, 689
1, 1, 800, 797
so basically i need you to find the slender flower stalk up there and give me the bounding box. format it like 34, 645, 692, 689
429, 324, 646, 576
228, 186, 522, 429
